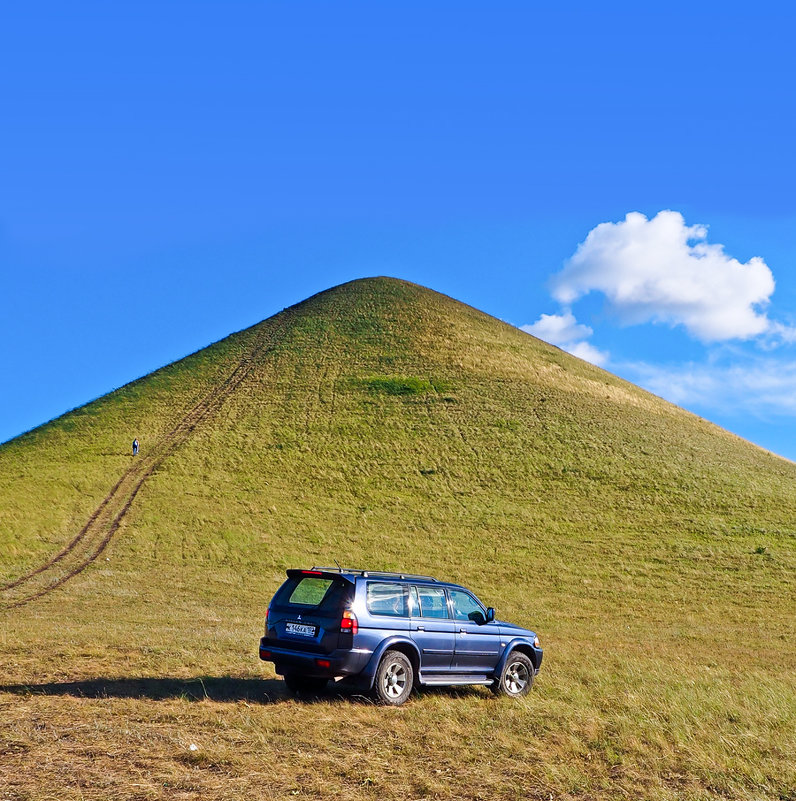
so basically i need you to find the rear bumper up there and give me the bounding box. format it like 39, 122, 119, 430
259, 637, 369, 678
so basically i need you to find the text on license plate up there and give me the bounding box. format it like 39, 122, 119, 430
285, 622, 315, 637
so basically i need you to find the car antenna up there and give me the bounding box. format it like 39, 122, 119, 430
334, 559, 342, 571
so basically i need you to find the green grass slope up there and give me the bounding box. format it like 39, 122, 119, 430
1, 277, 794, 800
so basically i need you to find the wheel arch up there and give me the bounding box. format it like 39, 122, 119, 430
508, 643, 536, 665
495, 638, 541, 676
361, 637, 421, 690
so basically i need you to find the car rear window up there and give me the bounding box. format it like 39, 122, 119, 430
289, 578, 335, 606
273, 575, 351, 611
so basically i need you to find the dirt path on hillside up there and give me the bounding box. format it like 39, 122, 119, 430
1, 319, 286, 610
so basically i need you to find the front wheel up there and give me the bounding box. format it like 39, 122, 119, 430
373, 650, 414, 705
491, 652, 534, 697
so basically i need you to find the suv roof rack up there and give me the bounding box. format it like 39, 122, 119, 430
311, 566, 439, 582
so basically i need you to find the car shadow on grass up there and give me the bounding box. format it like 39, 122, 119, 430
0, 676, 297, 704
0, 676, 490, 705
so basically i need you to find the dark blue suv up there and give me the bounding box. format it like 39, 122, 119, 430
258, 567, 543, 705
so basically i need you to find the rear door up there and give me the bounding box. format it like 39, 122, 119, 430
409, 584, 455, 673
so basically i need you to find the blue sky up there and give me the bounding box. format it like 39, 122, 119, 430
3, 2, 796, 460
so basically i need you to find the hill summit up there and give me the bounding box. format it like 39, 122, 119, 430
1, 276, 794, 799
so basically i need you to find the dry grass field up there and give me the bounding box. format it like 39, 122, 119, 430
1, 278, 794, 800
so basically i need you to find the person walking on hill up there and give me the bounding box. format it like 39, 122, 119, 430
132, 437, 139, 456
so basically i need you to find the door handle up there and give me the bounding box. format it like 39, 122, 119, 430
458, 628, 467, 633
416, 625, 425, 631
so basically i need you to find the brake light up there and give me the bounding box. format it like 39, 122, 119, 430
340, 609, 358, 635
302, 570, 323, 576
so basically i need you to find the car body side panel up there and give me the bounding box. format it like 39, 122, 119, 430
452, 620, 503, 672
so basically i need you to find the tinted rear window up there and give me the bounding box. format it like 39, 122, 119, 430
289, 578, 334, 606
273, 576, 351, 611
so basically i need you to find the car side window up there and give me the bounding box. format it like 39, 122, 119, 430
413, 585, 449, 619
366, 582, 408, 617
449, 589, 486, 624
409, 585, 420, 617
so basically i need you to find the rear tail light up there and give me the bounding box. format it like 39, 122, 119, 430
340, 609, 358, 635
315, 659, 331, 669
264, 608, 269, 634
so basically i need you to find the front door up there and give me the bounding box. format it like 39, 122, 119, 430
449, 589, 502, 673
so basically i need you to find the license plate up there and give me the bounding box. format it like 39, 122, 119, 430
285, 622, 316, 637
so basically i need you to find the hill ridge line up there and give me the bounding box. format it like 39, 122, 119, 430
1, 315, 287, 610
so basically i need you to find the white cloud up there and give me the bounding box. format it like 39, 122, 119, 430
627, 358, 796, 416
551, 210, 776, 342
763, 320, 796, 347
567, 340, 610, 366
522, 311, 609, 366
520, 210, 796, 423
521, 311, 592, 344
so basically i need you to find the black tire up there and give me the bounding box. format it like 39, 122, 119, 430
373, 650, 414, 706
491, 651, 534, 697
284, 673, 328, 696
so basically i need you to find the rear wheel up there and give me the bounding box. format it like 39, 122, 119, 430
284, 673, 328, 696
491, 652, 534, 697
373, 650, 413, 706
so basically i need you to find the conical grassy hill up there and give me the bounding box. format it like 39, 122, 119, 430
1, 277, 794, 801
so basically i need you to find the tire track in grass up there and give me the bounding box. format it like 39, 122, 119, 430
1, 319, 287, 610
1, 360, 254, 595
1, 466, 142, 593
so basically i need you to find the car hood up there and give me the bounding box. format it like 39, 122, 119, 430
496, 620, 537, 640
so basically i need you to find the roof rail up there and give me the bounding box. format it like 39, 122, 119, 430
311, 566, 367, 575
311, 566, 439, 582
363, 570, 440, 582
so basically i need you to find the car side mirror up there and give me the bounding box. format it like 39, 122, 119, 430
485, 607, 495, 623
